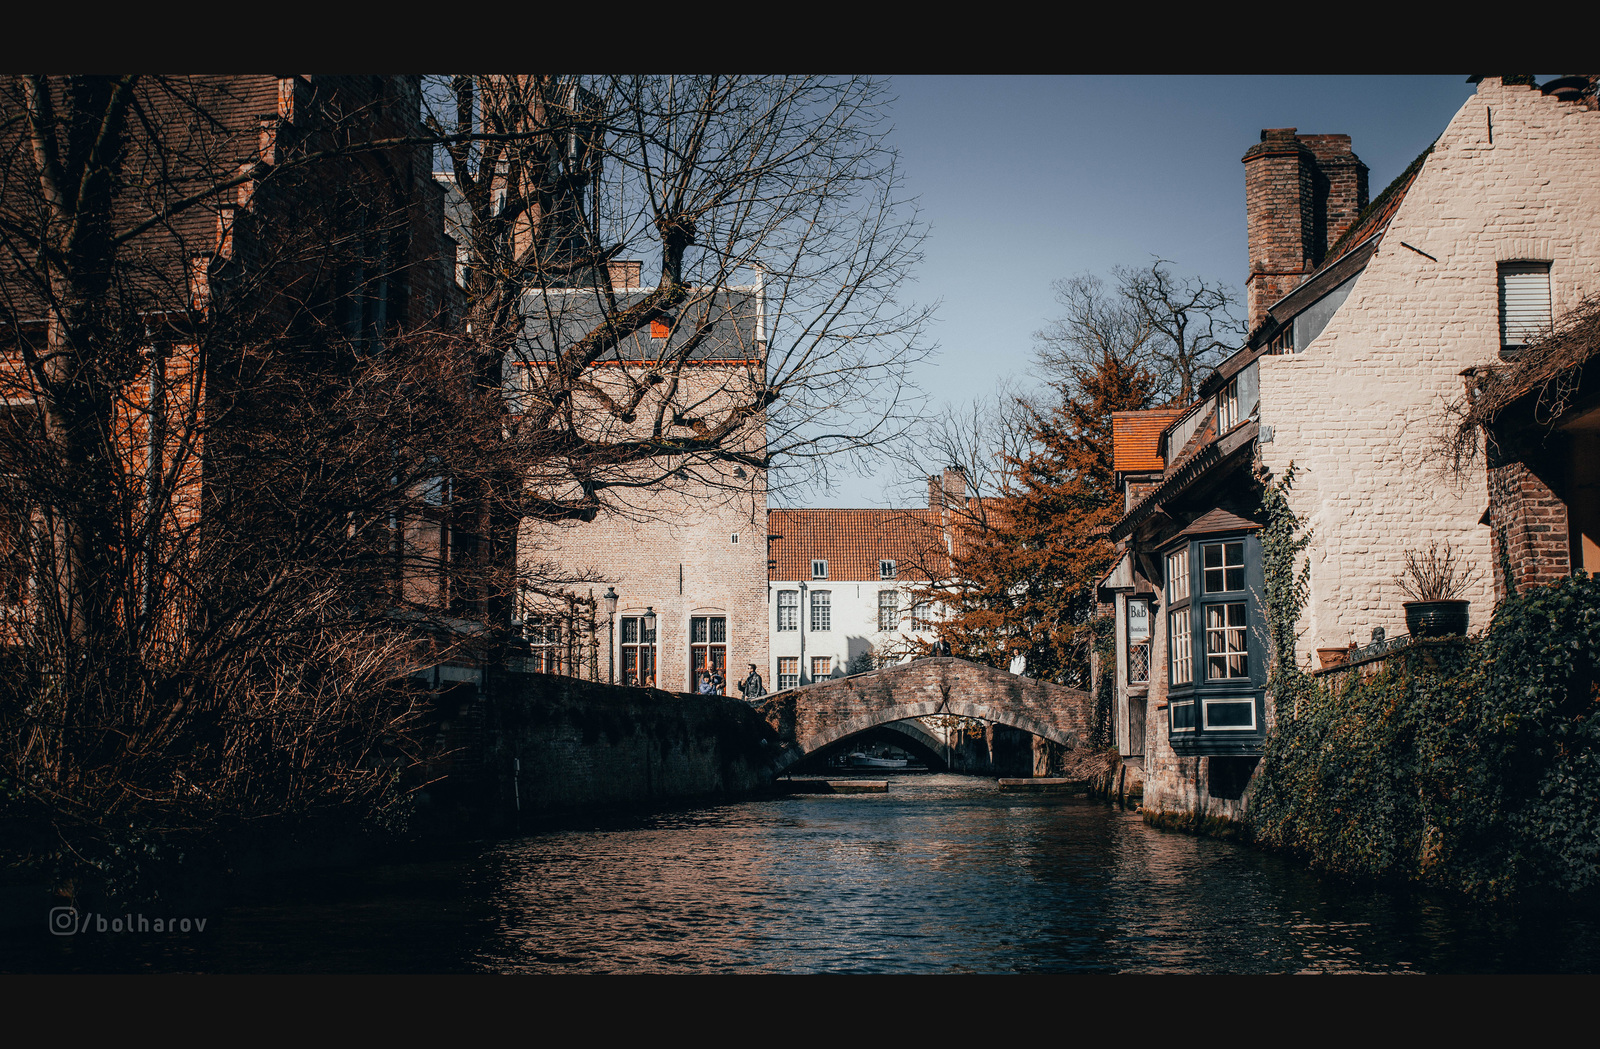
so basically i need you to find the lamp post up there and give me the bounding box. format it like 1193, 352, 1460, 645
642, 606, 657, 687
603, 586, 618, 684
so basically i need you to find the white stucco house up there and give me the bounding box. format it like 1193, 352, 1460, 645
766, 470, 970, 689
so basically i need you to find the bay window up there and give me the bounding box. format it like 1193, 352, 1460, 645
1162, 528, 1266, 754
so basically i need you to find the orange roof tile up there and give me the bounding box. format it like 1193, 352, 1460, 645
1112, 410, 1186, 472
769, 508, 950, 581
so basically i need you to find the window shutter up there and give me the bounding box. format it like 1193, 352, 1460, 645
1499, 262, 1551, 348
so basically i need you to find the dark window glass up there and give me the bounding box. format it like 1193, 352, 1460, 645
1203, 541, 1245, 594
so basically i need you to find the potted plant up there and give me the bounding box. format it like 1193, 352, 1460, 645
1397, 541, 1478, 638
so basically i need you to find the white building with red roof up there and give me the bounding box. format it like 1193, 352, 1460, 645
766, 469, 965, 689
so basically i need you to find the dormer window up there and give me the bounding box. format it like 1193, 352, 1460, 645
811, 559, 828, 580
879, 559, 896, 580
1217, 379, 1240, 432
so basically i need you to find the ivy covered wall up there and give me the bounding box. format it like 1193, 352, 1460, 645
1247, 572, 1600, 900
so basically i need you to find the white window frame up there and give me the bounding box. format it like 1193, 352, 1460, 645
1169, 607, 1193, 685
1202, 696, 1259, 732
879, 559, 896, 580
1217, 378, 1239, 432
777, 589, 798, 631
811, 559, 828, 580
811, 655, 832, 681
777, 657, 799, 691
1166, 548, 1190, 602
878, 589, 900, 631
1202, 540, 1246, 595
1204, 601, 1250, 680
810, 590, 831, 631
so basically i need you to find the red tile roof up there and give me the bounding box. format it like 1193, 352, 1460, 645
769, 508, 950, 581
1112, 409, 1187, 472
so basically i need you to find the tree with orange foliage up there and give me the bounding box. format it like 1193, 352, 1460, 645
929, 348, 1157, 687
911, 263, 1239, 688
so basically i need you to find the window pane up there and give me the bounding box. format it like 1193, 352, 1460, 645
621, 618, 638, 644
1167, 549, 1190, 601
811, 591, 831, 631
691, 616, 707, 643
778, 591, 797, 631
1170, 608, 1192, 685
878, 590, 899, 630
710, 617, 726, 643
1500, 261, 1551, 347
1206, 602, 1249, 679
1128, 640, 1150, 685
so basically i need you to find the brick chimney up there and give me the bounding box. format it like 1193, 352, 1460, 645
930, 466, 966, 510
1242, 129, 1368, 331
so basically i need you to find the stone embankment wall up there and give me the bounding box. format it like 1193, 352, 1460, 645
430, 670, 777, 827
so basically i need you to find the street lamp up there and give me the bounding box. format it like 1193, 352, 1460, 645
642, 606, 657, 687
603, 586, 618, 684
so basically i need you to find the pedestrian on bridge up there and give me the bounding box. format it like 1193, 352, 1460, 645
739, 664, 766, 701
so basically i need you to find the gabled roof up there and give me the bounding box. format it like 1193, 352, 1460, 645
1249, 142, 1433, 347
1177, 507, 1263, 537
1322, 143, 1431, 269
769, 508, 949, 582
1112, 409, 1187, 472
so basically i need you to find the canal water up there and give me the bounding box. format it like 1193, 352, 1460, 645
7, 773, 1600, 973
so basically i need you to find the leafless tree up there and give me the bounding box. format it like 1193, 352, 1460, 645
0, 75, 519, 892
425, 75, 934, 518
1035, 260, 1242, 405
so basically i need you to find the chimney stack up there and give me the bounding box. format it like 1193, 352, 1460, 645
1242, 129, 1368, 332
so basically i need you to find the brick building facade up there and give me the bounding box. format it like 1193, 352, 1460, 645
0, 76, 463, 640
510, 275, 771, 693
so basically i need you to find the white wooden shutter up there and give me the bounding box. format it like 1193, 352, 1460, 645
1499, 261, 1552, 347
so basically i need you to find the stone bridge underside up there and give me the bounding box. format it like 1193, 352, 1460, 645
754, 657, 1093, 774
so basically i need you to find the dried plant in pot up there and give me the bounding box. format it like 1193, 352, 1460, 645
1397, 541, 1479, 637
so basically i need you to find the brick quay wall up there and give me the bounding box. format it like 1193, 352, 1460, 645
428, 671, 778, 828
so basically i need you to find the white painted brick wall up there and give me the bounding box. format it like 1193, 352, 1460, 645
1256, 80, 1600, 665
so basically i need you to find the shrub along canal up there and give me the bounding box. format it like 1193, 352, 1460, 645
7, 773, 1599, 973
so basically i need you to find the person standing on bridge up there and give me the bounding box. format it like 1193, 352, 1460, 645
739, 664, 766, 701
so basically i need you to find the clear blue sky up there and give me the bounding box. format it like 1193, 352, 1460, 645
789, 74, 1488, 508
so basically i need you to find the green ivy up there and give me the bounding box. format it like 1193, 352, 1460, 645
1247, 571, 1600, 900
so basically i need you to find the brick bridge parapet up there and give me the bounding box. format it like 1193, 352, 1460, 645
753, 657, 1093, 773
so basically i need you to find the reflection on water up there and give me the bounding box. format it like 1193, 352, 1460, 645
6, 774, 1599, 973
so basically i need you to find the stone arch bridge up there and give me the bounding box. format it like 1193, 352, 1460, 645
753, 657, 1094, 774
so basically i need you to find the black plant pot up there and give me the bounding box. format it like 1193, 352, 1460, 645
1404, 600, 1470, 638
